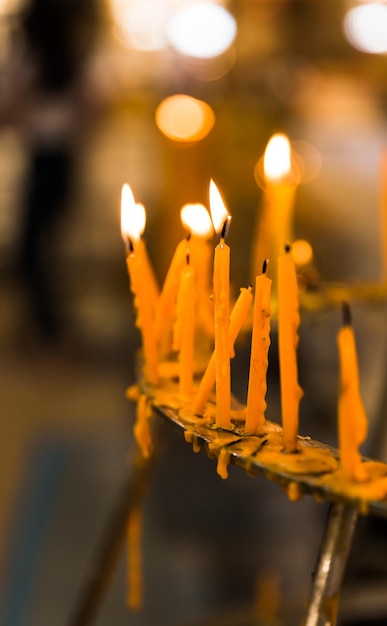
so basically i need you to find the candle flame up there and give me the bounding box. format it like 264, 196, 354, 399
209, 179, 230, 235
263, 133, 292, 183
180, 203, 213, 238
120, 183, 146, 242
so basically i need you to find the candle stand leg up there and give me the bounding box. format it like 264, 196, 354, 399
67, 451, 153, 626
304, 501, 359, 626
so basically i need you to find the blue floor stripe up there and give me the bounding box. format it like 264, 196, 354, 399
1, 439, 69, 626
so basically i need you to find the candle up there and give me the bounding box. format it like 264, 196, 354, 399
210, 180, 232, 428
121, 184, 159, 308
337, 302, 368, 481
252, 134, 297, 299
245, 260, 272, 434
193, 285, 253, 415
154, 235, 189, 356
181, 203, 214, 338
278, 244, 303, 452
173, 251, 196, 396
121, 185, 159, 385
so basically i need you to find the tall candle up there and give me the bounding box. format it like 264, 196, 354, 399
210, 180, 232, 428
252, 134, 297, 300
278, 244, 303, 452
337, 302, 368, 481
154, 235, 189, 356
121, 185, 158, 385
181, 203, 214, 338
245, 261, 272, 434
193, 285, 253, 415
173, 251, 196, 396
121, 184, 159, 308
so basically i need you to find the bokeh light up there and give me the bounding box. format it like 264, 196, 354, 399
155, 94, 215, 142
291, 239, 313, 267
344, 2, 387, 54
263, 133, 292, 182
166, 2, 237, 58
112, 0, 169, 51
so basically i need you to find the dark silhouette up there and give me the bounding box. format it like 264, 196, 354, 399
11, 0, 101, 344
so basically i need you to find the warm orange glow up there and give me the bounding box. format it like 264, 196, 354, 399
263, 133, 292, 183
121, 183, 146, 242
291, 239, 313, 267
209, 180, 230, 235
155, 94, 215, 143
180, 203, 213, 238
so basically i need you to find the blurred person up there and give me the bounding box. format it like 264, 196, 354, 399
1, 0, 102, 347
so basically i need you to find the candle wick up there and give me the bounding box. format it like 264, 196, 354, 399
262, 258, 269, 275
186, 233, 192, 242
186, 252, 190, 265
128, 238, 134, 253
342, 301, 352, 327
220, 216, 231, 241
284, 242, 291, 254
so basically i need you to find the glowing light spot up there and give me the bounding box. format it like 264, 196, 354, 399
121, 184, 146, 242
291, 239, 313, 267
263, 133, 292, 183
155, 94, 215, 142
112, 0, 169, 51
167, 2, 237, 59
181, 203, 213, 238
344, 3, 387, 54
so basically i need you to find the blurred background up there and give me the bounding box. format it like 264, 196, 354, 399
2, 0, 387, 624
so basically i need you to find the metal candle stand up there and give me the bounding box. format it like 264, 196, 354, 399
67, 390, 387, 626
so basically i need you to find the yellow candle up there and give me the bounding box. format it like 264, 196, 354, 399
278, 245, 303, 452
121, 184, 159, 308
154, 236, 189, 356
337, 302, 368, 481
252, 134, 297, 299
193, 285, 253, 415
181, 204, 214, 339
126, 251, 159, 385
210, 180, 232, 428
245, 261, 272, 434
173, 252, 196, 396
121, 185, 158, 385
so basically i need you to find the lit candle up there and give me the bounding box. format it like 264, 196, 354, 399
210, 180, 232, 428
173, 250, 196, 396
252, 134, 297, 298
193, 285, 253, 415
337, 302, 368, 481
245, 260, 272, 434
121, 185, 158, 385
121, 184, 159, 308
181, 203, 214, 338
278, 244, 303, 452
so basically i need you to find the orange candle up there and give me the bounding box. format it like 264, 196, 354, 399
121, 185, 158, 385
181, 203, 214, 338
252, 134, 297, 300
278, 244, 303, 452
245, 260, 272, 434
154, 235, 189, 356
193, 285, 253, 415
173, 251, 196, 396
337, 302, 368, 481
121, 184, 159, 308
210, 180, 232, 428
